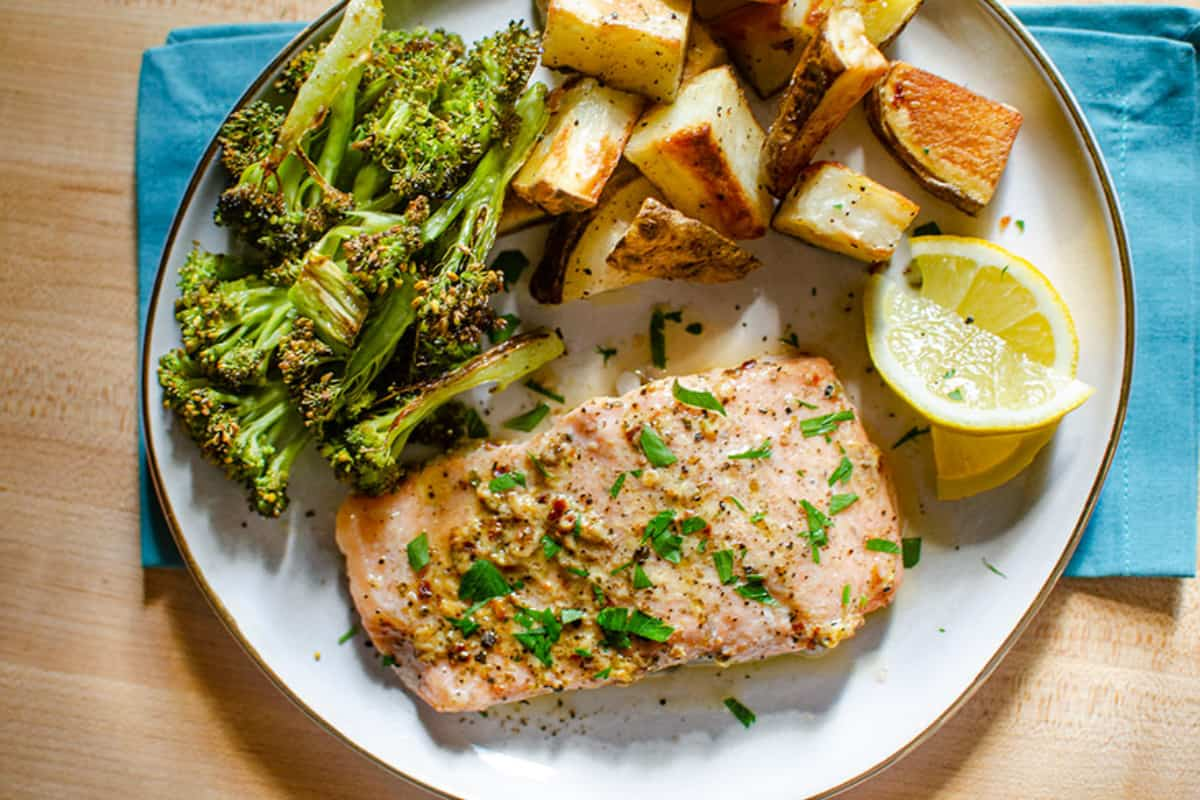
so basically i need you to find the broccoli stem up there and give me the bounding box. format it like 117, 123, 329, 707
288, 254, 371, 351
325, 330, 565, 495
272, 0, 383, 165
313, 66, 364, 192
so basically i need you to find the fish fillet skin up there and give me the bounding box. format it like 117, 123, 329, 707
337, 357, 902, 712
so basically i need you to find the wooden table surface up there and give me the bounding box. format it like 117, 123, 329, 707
1, 0, 1197, 797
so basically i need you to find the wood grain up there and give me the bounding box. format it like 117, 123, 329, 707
0, 1, 1196, 798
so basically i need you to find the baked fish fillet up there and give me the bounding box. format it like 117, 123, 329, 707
337, 357, 902, 712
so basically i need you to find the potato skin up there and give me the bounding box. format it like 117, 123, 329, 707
865, 61, 1023, 215
762, 7, 887, 197
607, 197, 762, 283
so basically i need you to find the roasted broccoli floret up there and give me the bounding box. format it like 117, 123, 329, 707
356, 22, 540, 202
215, 0, 385, 259
412, 82, 548, 377
277, 83, 546, 435
177, 245, 253, 296
158, 351, 310, 516
323, 330, 564, 495
340, 198, 430, 295
174, 275, 296, 388
217, 100, 285, 177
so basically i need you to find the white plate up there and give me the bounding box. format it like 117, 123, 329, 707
142, 1, 1133, 797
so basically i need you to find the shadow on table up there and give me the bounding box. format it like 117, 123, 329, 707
142, 569, 429, 799
1060, 576, 1185, 619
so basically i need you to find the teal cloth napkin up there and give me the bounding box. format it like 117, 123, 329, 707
136, 7, 1199, 575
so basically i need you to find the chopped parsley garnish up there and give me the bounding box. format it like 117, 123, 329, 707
566, 566, 590, 578
488, 471, 526, 492
982, 557, 1007, 578
892, 425, 931, 449
639, 425, 677, 467
596, 607, 674, 647
529, 454, 550, 479
780, 331, 800, 348
829, 493, 859, 515
713, 550, 736, 584
749, 511, 766, 524
627, 610, 675, 641
1016, 219, 1026, 233
490, 313, 521, 344
728, 438, 772, 460
649, 307, 681, 368
947, 388, 964, 402
458, 559, 512, 603
513, 607, 563, 666
561, 609, 585, 625
686, 322, 703, 335
541, 535, 562, 559
828, 456, 853, 486
504, 403, 550, 432
574, 647, 593, 659
464, 408, 489, 439
381, 654, 396, 667
943, 368, 956, 380
406, 532, 430, 571
796, 398, 818, 410
447, 600, 487, 637
337, 624, 359, 645
736, 574, 778, 605
801, 499, 832, 560
596, 345, 618, 364
608, 469, 643, 498
914, 221, 942, 237
633, 565, 654, 590
802, 499, 832, 537
672, 380, 727, 416
833, 202, 843, 211
866, 538, 901, 554
800, 410, 854, 438
591, 583, 605, 605
726, 495, 747, 512
841, 584, 851, 607
594, 666, 612, 680
723, 697, 756, 728
610, 560, 634, 575
643, 509, 682, 563
680, 516, 707, 535
525, 379, 565, 404
493, 249, 529, 291
902, 537, 922, 568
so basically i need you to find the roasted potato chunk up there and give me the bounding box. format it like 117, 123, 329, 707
530, 171, 665, 304
773, 161, 918, 262
608, 197, 763, 282
694, 0, 781, 20
709, 2, 804, 97
762, 7, 887, 197
513, 78, 645, 214
681, 21, 729, 84
781, 0, 923, 48
542, 0, 692, 103
625, 66, 773, 239
498, 191, 551, 236
866, 61, 1023, 215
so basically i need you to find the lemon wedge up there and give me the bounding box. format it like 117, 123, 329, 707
867, 235, 1092, 496
865, 249, 1093, 434
932, 425, 1057, 500
910, 236, 1078, 374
